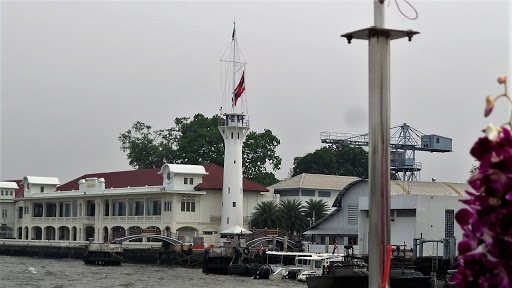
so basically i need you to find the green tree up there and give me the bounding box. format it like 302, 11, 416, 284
292, 144, 368, 178
278, 199, 309, 235
119, 114, 282, 185
175, 114, 225, 166
243, 129, 282, 186
118, 121, 178, 169
250, 200, 281, 229
304, 199, 329, 224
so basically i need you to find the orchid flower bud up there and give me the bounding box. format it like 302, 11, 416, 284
484, 95, 494, 117
484, 123, 500, 141
497, 75, 507, 85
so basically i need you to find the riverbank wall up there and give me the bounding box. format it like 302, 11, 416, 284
0, 239, 204, 266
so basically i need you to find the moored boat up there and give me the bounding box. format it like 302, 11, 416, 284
306, 268, 436, 288
297, 270, 319, 282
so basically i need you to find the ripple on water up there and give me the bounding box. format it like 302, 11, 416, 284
0, 256, 306, 288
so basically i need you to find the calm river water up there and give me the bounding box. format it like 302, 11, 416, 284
0, 256, 307, 288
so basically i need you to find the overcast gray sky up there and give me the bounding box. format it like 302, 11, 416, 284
0, 0, 510, 185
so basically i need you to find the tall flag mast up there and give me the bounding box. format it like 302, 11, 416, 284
221, 21, 248, 115
218, 22, 250, 234
341, 1, 419, 287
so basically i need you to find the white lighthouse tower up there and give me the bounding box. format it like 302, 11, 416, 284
219, 23, 249, 233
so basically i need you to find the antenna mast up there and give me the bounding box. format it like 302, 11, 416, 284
232, 20, 236, 113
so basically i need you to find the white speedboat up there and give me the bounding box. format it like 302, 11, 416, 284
268, 267, 287, 280
297, 270, 319, 282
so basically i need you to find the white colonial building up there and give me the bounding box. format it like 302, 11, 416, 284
9, 163, 271, 246
0, 181, 19, 238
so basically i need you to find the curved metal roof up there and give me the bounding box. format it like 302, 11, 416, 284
22, 176, 60, 185
390, 181, 470, 196
0, 182, 19, 189
270, 173, 359, 191
159, 164, 208, 175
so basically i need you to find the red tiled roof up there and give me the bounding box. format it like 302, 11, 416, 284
56, 164, 268, 193
57, 168, 162, 191
195, 164, 269, 192
1, 179, 24, 198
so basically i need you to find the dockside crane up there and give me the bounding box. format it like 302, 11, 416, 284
320, 123, 452, 181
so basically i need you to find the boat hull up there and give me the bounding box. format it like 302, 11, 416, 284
306, 275, 435, 288
227, 264, 248, 275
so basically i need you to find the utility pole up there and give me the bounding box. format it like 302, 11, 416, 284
341, 1, 418, 287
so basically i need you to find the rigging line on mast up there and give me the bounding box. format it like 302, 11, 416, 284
234, 66, 244, 75
219, 59, 226, 115
219, 38, 234, 61
221, 51, 232, 114
235, 41, 247, 64
243, 67, 250, 122
220, 60, 247, 64
224, 58, 231, 113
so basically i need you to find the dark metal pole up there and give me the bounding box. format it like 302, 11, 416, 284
368, 1, 390, 287
368, 32, 391, 288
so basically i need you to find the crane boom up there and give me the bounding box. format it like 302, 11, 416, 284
320, 123, 452, 181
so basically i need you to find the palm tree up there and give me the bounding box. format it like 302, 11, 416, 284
278, 199, 308, 236
304, 199, 329, 225
250, 200, 281, 229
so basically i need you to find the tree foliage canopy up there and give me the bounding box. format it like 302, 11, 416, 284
118, 113, 282, 186
250, 199, 321, 236
176, 114, 225, 166
243, 129, 282, 186
118, 121, 178, 169
278, 199, 309, 235
304, 199, 329, 222
250, 200, 281, 229
292, 145, 368, 178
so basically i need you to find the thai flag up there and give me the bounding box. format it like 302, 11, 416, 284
232, 71, 245, 107
258, 244, 264, 256
332, 240, 338, 255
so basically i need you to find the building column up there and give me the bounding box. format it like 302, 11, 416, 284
95, 200, 101, 221
144, 197, 148, 220
94, 199, 101, 242
27, 227, 31, 240
21, 226, 26, 240
78, 227, 82, 241
42, 227, 47, 240
56, 201, 60, 218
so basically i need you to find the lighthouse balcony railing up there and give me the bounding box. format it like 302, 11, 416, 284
218, 118, 249, 128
